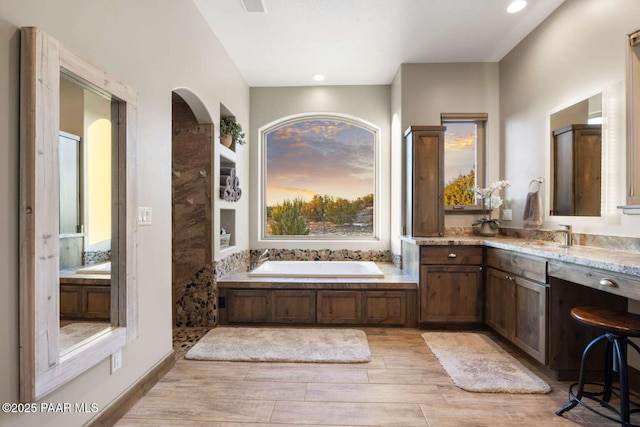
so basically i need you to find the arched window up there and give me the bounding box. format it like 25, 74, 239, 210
261, 114, 379, 240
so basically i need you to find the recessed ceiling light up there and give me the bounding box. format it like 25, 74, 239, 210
313, 74, 325, 82
507, 0, 527, 13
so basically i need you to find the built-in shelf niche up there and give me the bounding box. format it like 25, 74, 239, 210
220, 102, 237, 152
220, 209, 236, 250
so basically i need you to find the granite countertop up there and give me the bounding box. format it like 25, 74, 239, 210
401, 235, 640, 277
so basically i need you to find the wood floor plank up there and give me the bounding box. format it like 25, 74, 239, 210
162, 380, 307, 401
270, 401, 429, 426
123, 397, 275, 424
218, 424, 356, 427
366, 366, 452, 385
116, 418, 221, 426
305, 383, 442, 403
245, 365, 370, 383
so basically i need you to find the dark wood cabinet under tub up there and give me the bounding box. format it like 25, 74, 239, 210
59, 279, 111, 320
217, 263, 417, 327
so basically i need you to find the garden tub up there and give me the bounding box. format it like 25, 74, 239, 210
248, 260, 384, 278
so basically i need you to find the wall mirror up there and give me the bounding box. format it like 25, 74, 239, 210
626, 28, 640, 207
20, 27, 138, 401
549, 93, 603, 216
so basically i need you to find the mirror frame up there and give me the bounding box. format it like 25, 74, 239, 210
19, 27, 138, 401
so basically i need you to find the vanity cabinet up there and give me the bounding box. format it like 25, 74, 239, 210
419, 246, 484, 324
552, 124, 601, 216
404, 126, 445, 237
485, 248, 548, 363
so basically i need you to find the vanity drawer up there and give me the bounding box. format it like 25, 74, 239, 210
421, 246, 483, 265
548, 262, 640, 300
487, 248, 546, 283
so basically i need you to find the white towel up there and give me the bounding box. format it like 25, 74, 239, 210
523, 191, 543, 228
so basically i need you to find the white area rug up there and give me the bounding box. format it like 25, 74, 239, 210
422, 332, 551, 394
186, 327, 372, 363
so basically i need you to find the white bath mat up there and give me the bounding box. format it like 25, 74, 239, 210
422, 332, 551, 394
186, 327, 371, 363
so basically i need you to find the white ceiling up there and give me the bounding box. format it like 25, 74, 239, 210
193, 0, 565, 87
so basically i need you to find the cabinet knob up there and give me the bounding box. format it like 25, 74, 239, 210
447, 253, 457, 258
599, 278, 618, 288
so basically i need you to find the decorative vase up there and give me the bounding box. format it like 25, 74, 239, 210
221, 134, 233, 148
478, 222, 498, 237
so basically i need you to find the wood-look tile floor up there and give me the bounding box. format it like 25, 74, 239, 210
117, 328, 628, 426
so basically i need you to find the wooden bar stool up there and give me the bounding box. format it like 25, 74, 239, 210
556, 306, 640, 426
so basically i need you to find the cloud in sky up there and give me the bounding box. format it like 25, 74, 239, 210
266, 119, 374, 206
444, 122, 476, 184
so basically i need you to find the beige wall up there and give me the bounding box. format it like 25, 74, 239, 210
0, 1, 249, 426
500, 0, 640, 235
249, 85, 391, 251
392, 63, 501, 234
390, 69, 403, 255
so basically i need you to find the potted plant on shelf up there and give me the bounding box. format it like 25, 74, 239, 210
472, 180, 510, 236
220, 117, 245, 148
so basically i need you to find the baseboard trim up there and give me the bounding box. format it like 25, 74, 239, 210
88, 350, 175, 426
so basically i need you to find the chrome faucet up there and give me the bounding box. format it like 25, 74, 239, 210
557, 224, 573, 247
247, 249, 269, 271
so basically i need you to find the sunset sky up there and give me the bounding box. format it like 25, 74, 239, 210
444, 122, 476, 184
265, 119, 375, 206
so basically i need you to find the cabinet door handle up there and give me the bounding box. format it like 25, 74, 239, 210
447, 253, 457, 258
599, 278, 618, 288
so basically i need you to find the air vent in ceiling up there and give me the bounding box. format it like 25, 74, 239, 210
241, 0, 267, 13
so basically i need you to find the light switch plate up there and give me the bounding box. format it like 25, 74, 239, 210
502, 209, 513, 221
138, 207, 152, 225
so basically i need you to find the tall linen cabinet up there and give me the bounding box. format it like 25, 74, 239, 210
404, 126, 445, 237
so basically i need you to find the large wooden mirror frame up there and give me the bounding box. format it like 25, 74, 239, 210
19, 27, 138, 401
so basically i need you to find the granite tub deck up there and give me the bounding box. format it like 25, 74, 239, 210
218, 262, 418, 327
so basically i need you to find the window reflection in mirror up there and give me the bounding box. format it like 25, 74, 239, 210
58, 73, 113, 354
550, 93, 603, 216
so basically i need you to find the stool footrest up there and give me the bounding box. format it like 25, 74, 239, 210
558, 382, 640, 426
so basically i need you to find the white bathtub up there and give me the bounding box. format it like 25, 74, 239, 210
76, 262, 111, 275
248, 261, 384, 278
